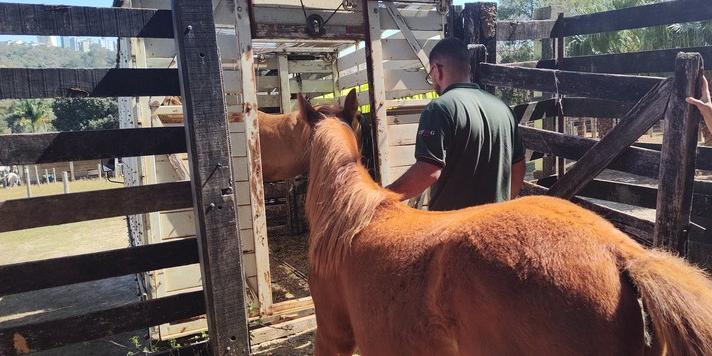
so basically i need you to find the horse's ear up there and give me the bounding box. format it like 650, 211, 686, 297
297, 93, 321, 127
342, 88, 359, 119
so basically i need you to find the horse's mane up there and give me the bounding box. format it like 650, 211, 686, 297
306, 118, 393, 275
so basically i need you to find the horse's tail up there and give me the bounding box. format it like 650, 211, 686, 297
624, 249, 712, 355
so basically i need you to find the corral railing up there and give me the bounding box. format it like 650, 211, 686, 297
451, 0, 712, 266
0, 1, 249, 355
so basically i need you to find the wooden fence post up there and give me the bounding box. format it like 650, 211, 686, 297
446, 5, 463, 39
24, 167, 32, 197
363, 0, 390, 185
462, 2, 496, 94
52, 168, 56, 183
69, 161, 75, 181
653, 52, 704, 253
63, 171, 70, 194
554, 12, 567, 176
34, 165, 40, 185
231, 0, 273, 315
278, 54, 291, 113
534, 6, 561, 179
171, 0, 249, 354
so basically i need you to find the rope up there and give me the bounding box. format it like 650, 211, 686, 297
323, 2, 344, 26
553, 70, 564, 117
299, 0, 308, 21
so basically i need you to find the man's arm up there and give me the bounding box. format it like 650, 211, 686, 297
386, 161, 442, 201
687, 75, 712, 133
511, 159, 525, 199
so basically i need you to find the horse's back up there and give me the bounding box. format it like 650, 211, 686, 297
338, 197, 646, 355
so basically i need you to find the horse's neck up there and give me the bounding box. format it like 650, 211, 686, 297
260, 111, 310, 138
306, 123, 393, 275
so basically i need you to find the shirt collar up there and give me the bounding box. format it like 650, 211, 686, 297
442, 82, 481, 94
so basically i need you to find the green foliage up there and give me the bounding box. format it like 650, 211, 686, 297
0, 41, 119, 133
52, 98, 119, 132
3, 99, 53, 133
168, 338, 182, 349
0, 41, 116, 68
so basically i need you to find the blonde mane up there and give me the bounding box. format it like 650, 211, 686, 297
306, 118, 393, 276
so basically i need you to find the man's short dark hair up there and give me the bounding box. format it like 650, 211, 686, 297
428, 38, 470, 67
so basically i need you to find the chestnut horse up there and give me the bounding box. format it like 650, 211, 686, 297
229, 89, 361, 182
299, 95, 712, 356
159, 90, 361, 182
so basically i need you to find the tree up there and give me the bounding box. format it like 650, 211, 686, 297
52, 98, 119, 132
3, 99, 53, 133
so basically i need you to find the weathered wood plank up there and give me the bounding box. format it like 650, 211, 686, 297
0, 291, 204, 355
512, 97, 631, 123
463, 2, 497, 93
536, 176, 712, 229
633, 142, 712, 171
254, 23, 366, 41
364, 0, 391, 185
0, 238, 198, 296
172, 1, 250, 354
496, 19, 557, 41
546, 77, 672, 198
337, 38, 440, 71
521, 182, 653, 244
537, 46, 712, 74
558, 0, 712, 37
0, 127, 186, 165
0, 3, 173, 38
520, 126, 660, 179
479, 63, 664, 102
654, 53, 703, 253
0, 181, 192, 232
0, 68, 180, 99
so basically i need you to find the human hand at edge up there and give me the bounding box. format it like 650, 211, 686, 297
686, 75, 712, 131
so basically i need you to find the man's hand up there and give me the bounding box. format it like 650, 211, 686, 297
686, 75, 712, 132
386, 161, 442, 201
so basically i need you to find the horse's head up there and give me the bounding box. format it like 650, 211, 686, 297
297, 88, 361, 145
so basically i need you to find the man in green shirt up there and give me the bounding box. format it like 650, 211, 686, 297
387, 38, 525, 211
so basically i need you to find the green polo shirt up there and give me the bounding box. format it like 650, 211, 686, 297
415, 83, 524, 211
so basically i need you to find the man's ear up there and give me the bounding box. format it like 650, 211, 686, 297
298, 93, 320, 126
342, 88, 359, 120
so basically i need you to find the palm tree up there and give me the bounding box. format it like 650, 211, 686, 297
4, 100, 52, 133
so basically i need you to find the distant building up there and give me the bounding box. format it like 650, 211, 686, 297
80, 39, 92, 53
36, 36, 59, 47
99, 38, 117, 52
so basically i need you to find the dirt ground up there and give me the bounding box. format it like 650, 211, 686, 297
269, 232, 310, 303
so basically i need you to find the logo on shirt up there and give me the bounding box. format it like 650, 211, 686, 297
418, 129, 437, 137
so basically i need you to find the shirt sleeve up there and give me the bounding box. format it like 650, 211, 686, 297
512, 121, 525, 163
414, 104, 450, 168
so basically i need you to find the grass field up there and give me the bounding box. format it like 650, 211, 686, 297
0, 179, 129, 264
0, 179, 144, 355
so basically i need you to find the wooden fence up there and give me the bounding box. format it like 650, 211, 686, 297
452, 0, 712, 265
0, 1, 250, 355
